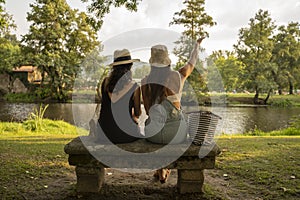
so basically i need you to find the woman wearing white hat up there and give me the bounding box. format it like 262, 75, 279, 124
141, 37, 205, 182
97, 49, 142, 144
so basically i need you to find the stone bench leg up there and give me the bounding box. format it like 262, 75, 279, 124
75, 166, 105, 193
177, 169, 204, 194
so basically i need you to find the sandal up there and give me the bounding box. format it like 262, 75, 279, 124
156, 169, 171, 184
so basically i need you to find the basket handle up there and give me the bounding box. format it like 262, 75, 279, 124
186, 110, 222, 120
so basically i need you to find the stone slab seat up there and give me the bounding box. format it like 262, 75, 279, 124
64, 136, 221, 194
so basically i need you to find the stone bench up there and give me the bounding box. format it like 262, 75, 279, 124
64, 136, 221, 194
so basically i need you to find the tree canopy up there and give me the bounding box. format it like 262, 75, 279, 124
170, 0, 216, 39
81, 0, 141, 30
208, 50, 245, 92
22, 0, 99, 101
234, 9, 276, 103
0, 0, 20, 74
271, 22, 300, 94
170, 0, 216, 94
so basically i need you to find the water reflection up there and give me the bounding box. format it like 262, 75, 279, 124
0, 102, 299, 134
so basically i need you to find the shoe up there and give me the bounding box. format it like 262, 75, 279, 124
155, 169, 171, 184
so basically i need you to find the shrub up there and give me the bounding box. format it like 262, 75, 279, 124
23, 104, 48, 131
270, 99, 293, 107
4, 93, 35, 102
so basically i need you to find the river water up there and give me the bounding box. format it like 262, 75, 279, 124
1, 102, 299, 134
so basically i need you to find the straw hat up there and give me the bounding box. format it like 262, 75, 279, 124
109, 49, 140, 67
149, 45, 171, 67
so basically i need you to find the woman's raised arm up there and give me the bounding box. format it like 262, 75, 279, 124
178, 37, 205, 79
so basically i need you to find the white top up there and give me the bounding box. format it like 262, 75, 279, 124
166, 72, 183, 103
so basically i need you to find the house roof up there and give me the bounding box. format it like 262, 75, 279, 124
13, 66, 37, 73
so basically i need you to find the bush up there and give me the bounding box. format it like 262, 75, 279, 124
270, 99, 293, 107
35, 87, 52, 99
23, 104, 48, 131
4, 93, 35, 102
289, 115, 300, 129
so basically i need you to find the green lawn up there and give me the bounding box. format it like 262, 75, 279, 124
0, 120, 83, 199
0, 120, 299, 199
209, 136, 300, 200
226, 93, 300, 106
0, 134, 77, 199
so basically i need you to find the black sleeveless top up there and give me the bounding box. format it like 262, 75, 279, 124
98, 79, 140, 144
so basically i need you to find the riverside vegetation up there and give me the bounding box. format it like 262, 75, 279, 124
3, 92, 300, 107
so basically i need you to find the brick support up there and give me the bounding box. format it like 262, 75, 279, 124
177, 169, 204, 194
75, 166, 105, 193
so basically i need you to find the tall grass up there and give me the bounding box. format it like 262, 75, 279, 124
23, 104, 49, 131
243, 115, 300, 136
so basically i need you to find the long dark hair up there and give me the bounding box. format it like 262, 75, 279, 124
107, 63, 133, 93
145, 66, 172, 105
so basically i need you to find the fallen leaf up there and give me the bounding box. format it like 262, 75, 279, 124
280, 187, 287, 192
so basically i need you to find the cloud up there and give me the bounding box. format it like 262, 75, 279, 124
267, 1, 300, 24
101, 28, 182, 63
5, 0, 300, 55
98, 0, 184, 42
143, 0, 183, 27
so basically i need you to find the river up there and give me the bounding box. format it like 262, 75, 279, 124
0, 102, 299, 134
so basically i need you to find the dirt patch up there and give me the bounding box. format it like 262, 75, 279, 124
20, 169, 230, 200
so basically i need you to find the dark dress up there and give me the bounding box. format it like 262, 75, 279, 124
98, 79, 140, 144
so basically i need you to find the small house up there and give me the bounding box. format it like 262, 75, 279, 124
12, 66, 42, 86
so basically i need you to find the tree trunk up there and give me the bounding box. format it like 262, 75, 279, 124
253, 88, 259, 104
264, 89, 272, 104
289, 78, 294, 95
278, 88, 282, 95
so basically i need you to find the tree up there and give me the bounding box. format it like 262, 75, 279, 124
79, 45, 109, 90
22, 0, 99, 101
208, 50, 245, 92
234, 9, 276, 104
81, 0, 141, 30
0, 35, 21, 73
133, 64, 150, 79
0, 0, 6, 31
170, 0, 216, 64
271, 22, 300, 95
169, 0, 216, 95
0, 0, 21, 75
170, 0, 216, 40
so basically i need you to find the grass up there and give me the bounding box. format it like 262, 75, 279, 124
0, 119, 299, 199
0, 120, 87, 199
211, 136, 300, 200
4, 93, 37, 103
4, 91, 300, 107
0, 132, 77, 199
226, 93, 300, 107
0, 120, 87, 136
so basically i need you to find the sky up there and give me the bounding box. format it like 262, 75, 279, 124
4, 0, 300, 62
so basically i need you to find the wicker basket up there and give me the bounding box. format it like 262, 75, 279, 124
187, 111, 221, 146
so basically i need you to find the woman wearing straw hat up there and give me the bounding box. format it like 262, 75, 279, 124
141, 37, 205, 182
97, 49, 142, 144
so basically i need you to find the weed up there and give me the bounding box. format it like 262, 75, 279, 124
23, 104, 49, 131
